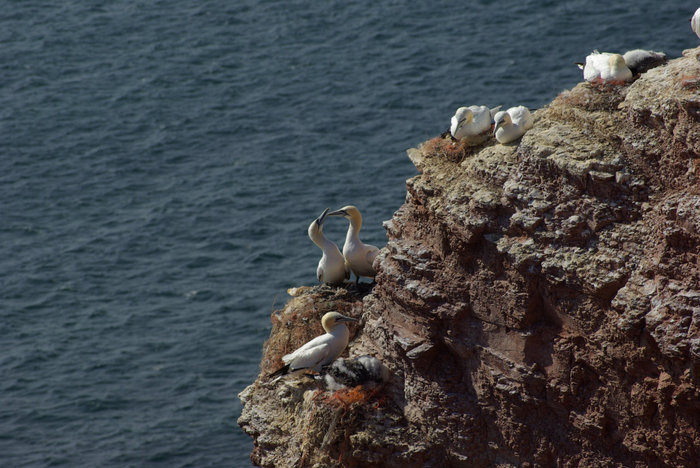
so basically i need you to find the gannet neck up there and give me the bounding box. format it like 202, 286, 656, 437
348, 209, 363, 233
346, 217, 362, 246
308, 208, 331, 249
309, 227, 336, 252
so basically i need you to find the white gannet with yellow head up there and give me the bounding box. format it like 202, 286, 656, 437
328, 205, 380, 284
308, 208, 349, 285
269, 311, 358, 380
450, 105, 502, 140
582, 52, 632, 83
692, 8, 700, 39
493, 106, 534, 144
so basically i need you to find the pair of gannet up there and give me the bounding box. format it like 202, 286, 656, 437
308, 206, 379, 285
269, 311, 358, 381
580, 51, 633, 83
493, 106, 534, 144
450, 105, 501, 140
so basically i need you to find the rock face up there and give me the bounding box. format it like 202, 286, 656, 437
239, 49, 700, 467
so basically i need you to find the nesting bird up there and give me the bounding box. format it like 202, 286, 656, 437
581, 51, 633, 83
622, 49, 668, 75
692, 8, 700, 39
308, 208, 349, 285
328, 205, 379, 284
319, 355, 390, 392
269, 311, 358, 381
450, 105, 502, 140
493, 106, 534, 144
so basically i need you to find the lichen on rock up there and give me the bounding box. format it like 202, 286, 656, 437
240, 48, 700, 467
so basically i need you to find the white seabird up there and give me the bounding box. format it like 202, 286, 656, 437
622, 49, 668, 75
450, 105, 502, 140
493, 106, 534, 144
270, 311, 358, 380
328, 205, 380, 284
320, 355, 390, 392
692, 8, 700, 39
308, 208, 349, 285
582, 52, 633, 83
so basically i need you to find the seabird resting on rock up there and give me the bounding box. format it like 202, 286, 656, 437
493, 106, 534, 144
692, 8, 700, 39
622, 49, 668, 75
328, 205, 379, 284
450, 105, 501, 140
269, 312, 358, 381
308, 208, 349, 285
582, 51, 632, 83
320, 355, 390, 392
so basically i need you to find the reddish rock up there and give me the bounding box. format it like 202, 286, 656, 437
240, 48, 700, 467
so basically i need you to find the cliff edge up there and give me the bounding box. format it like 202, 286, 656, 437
239, 48, 700, 467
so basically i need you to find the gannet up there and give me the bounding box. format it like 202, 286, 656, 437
450, 105, 502, 140
622, 49, 668, 75
582, 52, 632, 83
308, 208, 349, 286
328, 205, 380, 284
319, 355, 390, 392
269, 312, 358, 380
693, 8, 700, 39
493, 106, 534, 144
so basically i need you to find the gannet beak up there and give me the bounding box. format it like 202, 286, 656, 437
316, 208, 330, 227
327, 209, 348, 217
337, 315, 358, 323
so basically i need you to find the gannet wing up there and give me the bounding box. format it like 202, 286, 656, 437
282, 331, 333, 360
489, 105, 502, 119
366, 245, 380, 266
286, 342, 332, 371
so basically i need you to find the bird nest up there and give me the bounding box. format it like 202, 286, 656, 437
421, 135, 474, 164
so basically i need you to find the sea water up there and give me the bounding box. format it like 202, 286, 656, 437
0, 0, 693, 466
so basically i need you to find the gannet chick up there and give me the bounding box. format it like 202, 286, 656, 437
582, 52, 632, 83
319, 355, 390, 392
493, 106, 534, 144
269, 312, 358, 381
622, 49, 668, 75
450, 105, 502, 140
308, 208, 349, 286
692, 8, 700, 39
327, 205, 380, 284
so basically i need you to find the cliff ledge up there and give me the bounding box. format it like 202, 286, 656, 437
239, 48, 700, 467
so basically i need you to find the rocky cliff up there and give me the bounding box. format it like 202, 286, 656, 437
238, 49, 700, 467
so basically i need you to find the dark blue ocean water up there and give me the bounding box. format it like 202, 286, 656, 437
0, 1, 694, 466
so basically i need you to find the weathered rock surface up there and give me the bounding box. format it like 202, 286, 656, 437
239, 49, 700, 467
